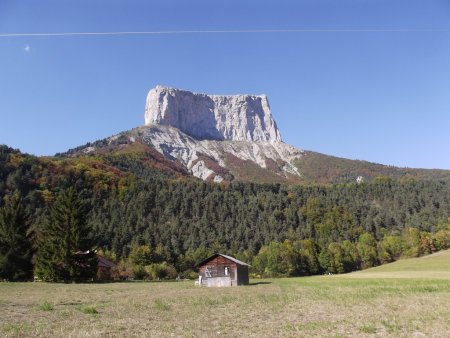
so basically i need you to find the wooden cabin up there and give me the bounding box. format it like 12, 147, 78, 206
197, 253, 250, 287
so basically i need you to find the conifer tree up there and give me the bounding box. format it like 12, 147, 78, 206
0, 193, 33, 281
35, 188, 97, 282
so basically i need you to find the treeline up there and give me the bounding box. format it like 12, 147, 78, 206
249, 225, 449, 277
0, 144, 449, 281
89, 178, 449, 261
103, 221, 450, 280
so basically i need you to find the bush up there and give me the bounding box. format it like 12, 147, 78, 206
181, 269, 198, 280
112, 260, 134, 280
133, 265, 148, 280
145, 262, 177, 280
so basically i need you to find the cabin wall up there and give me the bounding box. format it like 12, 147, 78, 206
199, 256, 237, 280
198, 255, 249, 287
236, 265, 249, 285
96, 266, 112, 281
206, 277, 232, 287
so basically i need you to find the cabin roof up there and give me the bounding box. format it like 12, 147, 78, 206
197, 253, 251, 267
74, 251, 116, 268
98, 255, 116, 268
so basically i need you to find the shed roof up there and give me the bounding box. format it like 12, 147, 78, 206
197, 253, 251, 267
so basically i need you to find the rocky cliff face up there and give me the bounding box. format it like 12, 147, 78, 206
145, 85, 282, 143
140, 86, 302, 182
138, 124, 302, 183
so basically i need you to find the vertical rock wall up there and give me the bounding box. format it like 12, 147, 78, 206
144, 85, 282, 143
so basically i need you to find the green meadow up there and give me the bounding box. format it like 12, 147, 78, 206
1, 250, 449, 337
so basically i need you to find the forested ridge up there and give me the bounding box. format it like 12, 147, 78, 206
0, 144, 449, 280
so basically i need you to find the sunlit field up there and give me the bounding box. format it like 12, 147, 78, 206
1, 250, 449, 337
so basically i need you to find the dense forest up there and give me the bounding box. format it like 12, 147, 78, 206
0, 144, 449, 281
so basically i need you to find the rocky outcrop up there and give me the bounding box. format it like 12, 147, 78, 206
136, 125, 302, 182
140, 86, 303, 181
145, 85, 282, 143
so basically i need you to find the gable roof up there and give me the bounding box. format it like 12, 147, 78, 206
197, 253, 251, 267
98, 255, 116, 268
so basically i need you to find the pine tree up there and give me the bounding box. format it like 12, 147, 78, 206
0, 193, 33, 281
35, 188, 97, 282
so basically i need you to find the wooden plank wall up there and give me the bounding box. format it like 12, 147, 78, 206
199, 256, 237, 281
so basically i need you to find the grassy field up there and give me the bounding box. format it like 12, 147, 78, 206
1, 251, 449, 337
346, 249, 450, 279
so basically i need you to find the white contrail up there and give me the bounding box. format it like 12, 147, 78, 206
1, 28, 450, 37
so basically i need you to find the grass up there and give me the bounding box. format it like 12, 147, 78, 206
347, 249, 450, 279
153, 299, 170, 311
359, 323, 377, 334
37, 301, 54, 312
81, 306, 99, 315
0, 250, 449, 337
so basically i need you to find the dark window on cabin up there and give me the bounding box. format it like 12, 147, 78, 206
224, 266, 230, 276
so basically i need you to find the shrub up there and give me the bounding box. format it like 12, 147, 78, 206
181, 269, 198, 280
145, 262, 177, 280
133, 265, 148, 280
112, 260, 133, 280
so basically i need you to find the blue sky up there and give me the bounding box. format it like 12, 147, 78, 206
0, 0, 449, 169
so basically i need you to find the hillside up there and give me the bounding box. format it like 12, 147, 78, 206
346, 249, 450, 279
1, 142, 449, 279
61, 127, 450, 185
59, 85, 450, 185
295, 151, 450, 184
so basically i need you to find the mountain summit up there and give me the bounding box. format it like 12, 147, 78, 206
63, 86, 450, 184
144, 85, 282, 143
138, 86, 301, 182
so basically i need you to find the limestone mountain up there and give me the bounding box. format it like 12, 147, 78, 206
145, 85, 282, 142
63, 86, 450, 184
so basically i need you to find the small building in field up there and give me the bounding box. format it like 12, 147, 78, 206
96, 255, 116, 281
73, 251, 116, 281
197, 253, 250, 287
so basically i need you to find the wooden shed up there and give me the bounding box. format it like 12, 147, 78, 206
197, 253, 250, 287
